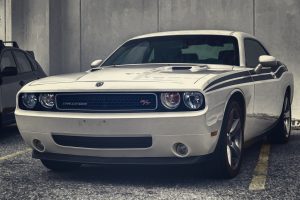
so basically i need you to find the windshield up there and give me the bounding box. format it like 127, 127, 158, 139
102, 35, 240, 66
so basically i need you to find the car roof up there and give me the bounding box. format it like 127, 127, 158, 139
131, 30, 255, 40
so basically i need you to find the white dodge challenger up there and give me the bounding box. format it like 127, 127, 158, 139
15, 30, 294, 178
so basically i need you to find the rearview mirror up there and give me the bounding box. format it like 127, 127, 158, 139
90, 59, 103, 68
254, 55, 277, 74
1, 66, 18, 76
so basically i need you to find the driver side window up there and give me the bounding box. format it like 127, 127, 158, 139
244, 39, 269, 68
0, 51, 17, 72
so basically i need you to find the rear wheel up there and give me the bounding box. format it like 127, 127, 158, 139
211, 100, 244, 179
40, 159, 81, 171
268, 93, 291, 144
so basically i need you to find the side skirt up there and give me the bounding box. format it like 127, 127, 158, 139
244, 117, 280, 148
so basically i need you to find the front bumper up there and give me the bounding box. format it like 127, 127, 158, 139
32, 150, 214, 165
15, 108, 221, 160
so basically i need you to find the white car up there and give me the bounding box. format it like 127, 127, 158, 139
15, 30, 294, 178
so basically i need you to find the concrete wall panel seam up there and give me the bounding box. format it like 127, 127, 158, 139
79, 0, 82, 72
253, 0, 255, 35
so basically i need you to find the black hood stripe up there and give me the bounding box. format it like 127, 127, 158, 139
206, 77, 253, 93
252, 74, 274, 81
204, 65, 287, 93
203, 71, 251, 91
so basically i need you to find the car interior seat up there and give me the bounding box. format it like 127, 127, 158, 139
182, 53, 199, 63
218, 50, 235, 65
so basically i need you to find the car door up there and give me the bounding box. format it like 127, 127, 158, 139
0, 50, 20, 124
244, 38, 283, 136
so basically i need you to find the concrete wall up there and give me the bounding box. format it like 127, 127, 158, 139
0, 0, 5, 40
81, 0, 159, 71
2, 0, 300, 119
0, 0, 11, 41
255, 0, 300, 119
159, 0, 254, 34
11, 0, 50, 74
49, 0, 81, 75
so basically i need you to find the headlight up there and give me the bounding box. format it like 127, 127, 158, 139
161, 92, 181, 109
39, 93, 55, 109
183, 92, 204, 110
21, 93, 37, 109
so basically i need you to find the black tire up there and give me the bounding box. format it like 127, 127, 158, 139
210, 100, 244, 179
41, 159, 81, 171
0, 113, 2, 130
268, 93, 291, 144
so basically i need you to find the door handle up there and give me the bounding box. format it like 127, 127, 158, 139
19, 80, 25, 86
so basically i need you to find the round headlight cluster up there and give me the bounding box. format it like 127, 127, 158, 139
21, 93, 38, 109
39, 93, 55, 109
183, 92, 204, 110
161, 92, 181, 109
160, 92, 204, 110
21, 93, 56, 110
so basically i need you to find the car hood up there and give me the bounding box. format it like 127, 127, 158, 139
27, 64, 234, 92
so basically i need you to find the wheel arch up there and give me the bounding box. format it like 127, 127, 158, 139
224, 89, 247, 130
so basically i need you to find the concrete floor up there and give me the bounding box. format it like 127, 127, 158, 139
0, 126, 299, 200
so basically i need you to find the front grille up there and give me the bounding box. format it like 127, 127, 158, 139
55, 93, 157, 112
52, 135, 152, 148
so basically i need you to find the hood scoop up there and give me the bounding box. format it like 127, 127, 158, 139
158, 65, 208, 73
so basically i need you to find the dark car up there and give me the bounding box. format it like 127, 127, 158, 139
0, 40, 46, 127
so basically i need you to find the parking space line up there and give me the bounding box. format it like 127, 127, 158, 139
249, 144, 271, 191
0, 148, 31, 162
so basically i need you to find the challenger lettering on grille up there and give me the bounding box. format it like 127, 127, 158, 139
62, 102, 88, 106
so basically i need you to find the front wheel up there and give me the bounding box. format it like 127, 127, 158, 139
41, 159, 81, 171
268, 93, 291, 144
211, 100, 244, 179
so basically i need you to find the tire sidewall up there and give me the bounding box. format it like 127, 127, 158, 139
215, 100, 244, 178
282, 94, 292, 140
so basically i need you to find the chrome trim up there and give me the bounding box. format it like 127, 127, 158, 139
274, 65, 284, 74
55, 92, 158, 112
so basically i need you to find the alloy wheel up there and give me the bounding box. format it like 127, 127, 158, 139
283, 97, 291, 138
226, 107, 243, 170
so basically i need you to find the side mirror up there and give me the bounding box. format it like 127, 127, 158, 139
1, 66, 18, 76
259, 55, 277, 68
254, 55, 277, 74
90, 59, 103, 69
